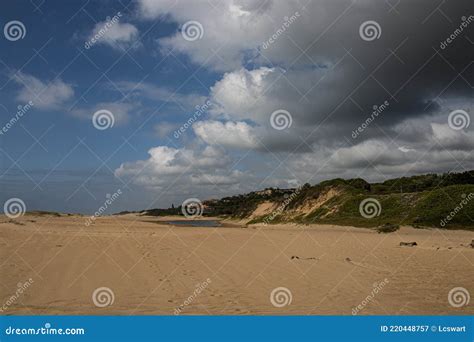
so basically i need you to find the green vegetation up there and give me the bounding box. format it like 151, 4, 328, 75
371, 170, 474, 194
408, 185, 474, 229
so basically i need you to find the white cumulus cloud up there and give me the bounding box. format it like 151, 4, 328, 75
193, 120, 259, 149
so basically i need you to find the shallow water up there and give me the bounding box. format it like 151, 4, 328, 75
165, 220, 221, 227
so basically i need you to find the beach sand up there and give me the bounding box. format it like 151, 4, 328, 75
0, 213, 472, 315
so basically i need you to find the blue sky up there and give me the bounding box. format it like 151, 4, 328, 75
0, 0, 223, 213
1, 0, 473, 214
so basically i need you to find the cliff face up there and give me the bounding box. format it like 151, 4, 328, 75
204, 171, 474, 230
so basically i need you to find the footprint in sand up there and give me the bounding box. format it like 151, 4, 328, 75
291, 255, 318, 261
344, 257, 389, 273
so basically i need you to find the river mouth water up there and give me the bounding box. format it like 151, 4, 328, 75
164, 220, 221, 227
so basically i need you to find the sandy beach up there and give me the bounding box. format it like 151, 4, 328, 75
0, 213, 472, 315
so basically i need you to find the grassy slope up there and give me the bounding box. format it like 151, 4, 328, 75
298, 185, 474, 229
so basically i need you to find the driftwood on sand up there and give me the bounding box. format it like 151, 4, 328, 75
399, 241, 417, 247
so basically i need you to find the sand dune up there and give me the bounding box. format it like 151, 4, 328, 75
0, 213, 472, 315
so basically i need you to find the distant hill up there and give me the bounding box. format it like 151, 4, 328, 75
143, 170, 474, 230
